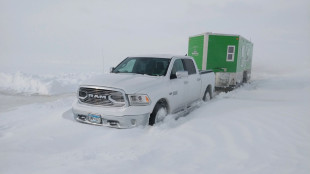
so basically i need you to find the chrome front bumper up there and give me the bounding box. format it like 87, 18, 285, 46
72, 101, 150, 128
73, 112, 150, 128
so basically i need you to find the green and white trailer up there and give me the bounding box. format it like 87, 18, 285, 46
188, 32, 253, 89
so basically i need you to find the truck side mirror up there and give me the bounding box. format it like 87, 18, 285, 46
110, 67, 115, 73
176, 71, 188, 79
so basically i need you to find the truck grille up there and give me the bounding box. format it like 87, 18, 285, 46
78, 87, 126, 107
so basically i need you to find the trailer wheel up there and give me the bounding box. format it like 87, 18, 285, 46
243, 71, 248, 83
203, 86, 212, 102
149, 101, 168, 126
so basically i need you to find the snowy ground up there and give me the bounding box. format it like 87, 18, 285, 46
0, 70, 310, 174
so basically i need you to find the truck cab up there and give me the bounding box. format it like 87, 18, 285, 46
72, 55, 215, 128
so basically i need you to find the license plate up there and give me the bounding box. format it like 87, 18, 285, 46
88, 114, 102, 124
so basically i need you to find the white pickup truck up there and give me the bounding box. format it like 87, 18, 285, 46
72, 55, 215, 128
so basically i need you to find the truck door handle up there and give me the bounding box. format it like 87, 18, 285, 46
197, 78, 201, 81
184, 81, 189, 84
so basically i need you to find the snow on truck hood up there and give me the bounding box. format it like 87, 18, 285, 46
80, 73, 164, 94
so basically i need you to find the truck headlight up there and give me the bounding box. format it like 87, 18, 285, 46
128, 94, 151, 106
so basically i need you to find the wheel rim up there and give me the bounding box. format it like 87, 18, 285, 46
155, 107, 167, 123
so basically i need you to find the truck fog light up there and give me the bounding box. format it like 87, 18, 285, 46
131, 119, 136, 125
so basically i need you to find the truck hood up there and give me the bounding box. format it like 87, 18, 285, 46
81, 73, 165, 94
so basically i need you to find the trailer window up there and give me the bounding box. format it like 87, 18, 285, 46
227, 46, 235, 62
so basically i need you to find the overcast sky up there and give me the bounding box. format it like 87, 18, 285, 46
1, 0, 309, 74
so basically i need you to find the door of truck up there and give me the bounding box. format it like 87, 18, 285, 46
182, 59, 201, 104
168, 59, 188, 114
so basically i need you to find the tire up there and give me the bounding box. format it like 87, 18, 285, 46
149, 101, 168, 126
203, 87, 212, 102
243, 71, 248, 83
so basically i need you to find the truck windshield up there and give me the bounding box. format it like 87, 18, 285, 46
112, 57, 171, 76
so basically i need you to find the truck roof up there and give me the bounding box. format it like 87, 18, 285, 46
128, 54, 191, 59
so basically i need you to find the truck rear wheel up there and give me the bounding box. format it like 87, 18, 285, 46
203, 87, 212, 102
149, 101, 168, 126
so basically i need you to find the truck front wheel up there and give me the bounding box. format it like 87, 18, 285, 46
149, 102, 168, 126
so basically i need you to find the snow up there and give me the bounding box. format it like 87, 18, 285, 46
0, 72, 95, 95
0, 70, 310, 174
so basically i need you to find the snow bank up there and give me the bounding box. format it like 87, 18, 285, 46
0, 72, 95, 95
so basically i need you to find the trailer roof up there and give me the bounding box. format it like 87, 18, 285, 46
189, 32, 240, 37
189, 32, 253, 44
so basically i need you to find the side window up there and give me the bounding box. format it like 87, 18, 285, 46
227, 45, 235, 62
182, 59, 197, 75
170, 59, 185, 79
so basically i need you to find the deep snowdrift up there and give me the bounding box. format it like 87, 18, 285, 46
0, 70, 310, 174
0, 72, 95, 95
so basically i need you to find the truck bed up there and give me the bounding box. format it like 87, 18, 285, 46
199, 70, 213, 74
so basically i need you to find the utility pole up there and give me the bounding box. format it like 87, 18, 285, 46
102, 48, 104, 73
